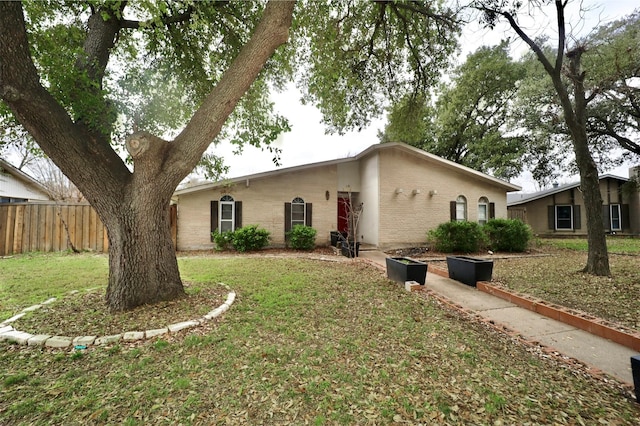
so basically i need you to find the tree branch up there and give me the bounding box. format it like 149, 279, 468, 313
167, 1, 296, 187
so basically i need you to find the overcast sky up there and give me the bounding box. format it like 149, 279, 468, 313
208, 0, 639, 193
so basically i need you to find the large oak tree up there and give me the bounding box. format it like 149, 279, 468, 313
0, 1, 459, 311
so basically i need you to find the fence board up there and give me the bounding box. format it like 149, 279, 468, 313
0, 205, 8, 255
82, 205, 90, 249
12, 205, 25, 254
22, 205, 32, 253
5, 205, 15, 255
0, 202, 176, 256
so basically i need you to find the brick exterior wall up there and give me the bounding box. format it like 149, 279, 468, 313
176, 165, 338, 250
373, 149, 508, 249
176, 144, 517, 251
508, 177, 636, 236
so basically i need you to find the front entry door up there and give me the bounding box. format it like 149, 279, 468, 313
337, 196, 350, 235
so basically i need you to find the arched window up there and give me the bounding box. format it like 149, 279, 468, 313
219, 195, 235, 232
456, 195, 467, 221
478, 197, 489, 225
291, 197, 306, 228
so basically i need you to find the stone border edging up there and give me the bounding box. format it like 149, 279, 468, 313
0, 286, 236, 349
427, 264, 640, 352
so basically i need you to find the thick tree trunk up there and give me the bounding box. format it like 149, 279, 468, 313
565, 48, 610, 276
1, 1, 296, 311
572, 132, 611, 275
103, 193, 184, 312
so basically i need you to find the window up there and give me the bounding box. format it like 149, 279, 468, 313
220, 195, 235, 232
291, 197, 305, 228
555, 205, 573, 230
478, 197, 488, 225
456, 196, 467, 221
284, 198, 312, 236
610, 204, 621, 231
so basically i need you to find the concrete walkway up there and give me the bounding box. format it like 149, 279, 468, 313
359, 250, 638, 386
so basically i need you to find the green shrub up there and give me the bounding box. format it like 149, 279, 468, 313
287, 225, 317, 250
427, 221, 487, 253
483, 218, 532, 252
211, 229, 235, 251
232, 225, 270, 252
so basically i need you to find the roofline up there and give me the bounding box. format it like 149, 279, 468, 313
0, 158, 51, 196
357, 142, 521, 191
175, 142, 521, 195
507, 174, 629, 206
174, 155, 353, 195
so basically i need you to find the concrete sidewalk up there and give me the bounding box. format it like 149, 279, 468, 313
359, 250, 638, 386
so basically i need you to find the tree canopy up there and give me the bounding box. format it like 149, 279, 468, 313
381, 42, 527, 180
0, 0, 460, 311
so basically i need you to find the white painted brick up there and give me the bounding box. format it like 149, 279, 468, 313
45, 336, 72, 348
28, 335, 52, 346
73, 336, 97, 346
0, 330, 33, 345
95, 334, 122, 345
168, 320, 199, 333
123, 331, 145, 341
145, 328, 168, 338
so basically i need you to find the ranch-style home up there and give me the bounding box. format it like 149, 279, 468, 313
507, 171, 640, 236
173, 142, 521, 251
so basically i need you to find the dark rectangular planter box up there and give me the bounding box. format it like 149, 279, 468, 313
385, 257, 428, 285
330, 231, 347, 247
341, 241, 360, 258
446, 256, 494, 287
632, 355, 640, 403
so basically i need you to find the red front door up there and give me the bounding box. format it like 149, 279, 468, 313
338, 196, 350, 235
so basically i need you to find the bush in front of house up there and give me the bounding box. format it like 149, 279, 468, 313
232, 225, 270, 252
287, 225, 317, 250
483, 218, 532, 252
211, 229, 235, 251
427, 221, 487, 253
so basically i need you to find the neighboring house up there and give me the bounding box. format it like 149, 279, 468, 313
173, 142, 521, 250
507, 172, 639, 236
0, 158, 51, 203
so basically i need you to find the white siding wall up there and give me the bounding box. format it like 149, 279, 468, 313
0, 173, 49, 201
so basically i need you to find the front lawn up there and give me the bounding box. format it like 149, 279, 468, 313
1, 253, 638, 424
492, 238, 640, 331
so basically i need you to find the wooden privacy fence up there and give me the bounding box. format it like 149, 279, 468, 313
0, 203, 177, 256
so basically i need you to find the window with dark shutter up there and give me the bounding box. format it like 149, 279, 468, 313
210, 201, 218, 241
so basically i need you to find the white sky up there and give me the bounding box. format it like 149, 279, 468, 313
208, 0, 639, 193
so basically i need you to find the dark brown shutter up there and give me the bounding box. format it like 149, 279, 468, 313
573, 205, 581, 229
602, 205, 610, 230
622, 204, 630, 230
210, 201, 218, 241
548, 206, 555, 230
489, 202, 495, 219
234, 201, 242, 229
305, 203, 312, 227
450, 201, 456, 221
284, 202, 291, 233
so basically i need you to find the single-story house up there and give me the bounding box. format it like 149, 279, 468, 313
173, 142, 521, 250
507, 171, 640, 236
0, 158, 50, 203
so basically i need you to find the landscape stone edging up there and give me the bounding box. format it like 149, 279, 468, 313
0, 285, 236, 349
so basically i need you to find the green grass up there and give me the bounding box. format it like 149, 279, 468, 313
541, 236, 640, 254
493, 239, 640, 330
0, 253, 638, 424
0, 252, 108, 318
